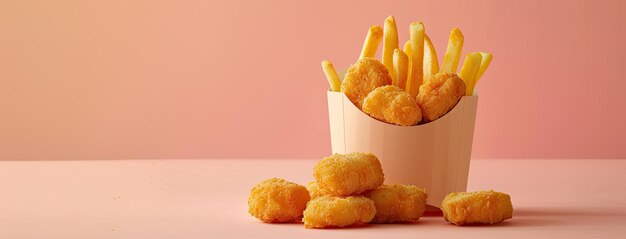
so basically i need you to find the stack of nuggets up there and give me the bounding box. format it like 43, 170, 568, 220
304, 152, 384, 228
304, 152, 428, 228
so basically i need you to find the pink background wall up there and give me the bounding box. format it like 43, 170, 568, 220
1, 0, 625, 160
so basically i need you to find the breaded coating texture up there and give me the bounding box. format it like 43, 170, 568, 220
248, 178, 311, 223
441, 190, 513, 225
417, 72, 466, 122
363, 85, 422, 126
366, 184, 428, 223
341, 58, 392, 109
313, 153, 385, 196
303, 196, 376, 229
306, 181, 323, 199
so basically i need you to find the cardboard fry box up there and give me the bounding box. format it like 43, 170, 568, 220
327, 91, 478, 207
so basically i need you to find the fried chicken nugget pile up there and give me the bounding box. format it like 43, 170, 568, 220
363, 85, 422, 126
303, 195, 377, 229
248, 178, 311, 223
313, 152, 385, 196
341, 58, 392, 109
366, 184, 428, 223
441, 190, 513, 225
417, 72, 466, 122
302, 152, 385, 228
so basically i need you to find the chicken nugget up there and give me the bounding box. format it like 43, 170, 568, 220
366, 184, 428, 223
248, 178, 311, 223
441, 190, 513, 225
416, 72, 466, 122
303, 195, 376, 228
313, 152, 385, 196
363, 85, 422, 126
341, 58, 392, 109
306, 181, 323, 199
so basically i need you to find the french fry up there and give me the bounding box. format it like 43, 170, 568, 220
403, 40, 412, 59
406, 22, 424, 98
382, 16, 399, 81
321, 60, 342, 92
402, 40, 412, 88
423, 34, 439, 83
393, 48, 409, 90
459, 52, 482, 96
441, 28, 464, 73
476, 52, 492, 82
359, 25, 383, 59
406, 36, 438, 83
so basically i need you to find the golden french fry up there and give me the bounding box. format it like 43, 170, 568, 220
359, 25, 383, 59
441, 28, 464, 73
382, 16, 399, 80
406, 22, 424, 98
423, 34, 439, 83
403, 40, 412, 59
476, 52, 492, 82
459, 52, 482, 96
402, 40, 412, 88
321, 60, 342, 92
404, 35, 438, 83
393, 48, 409, 90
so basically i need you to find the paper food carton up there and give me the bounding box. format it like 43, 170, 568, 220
327, 91, 478, 207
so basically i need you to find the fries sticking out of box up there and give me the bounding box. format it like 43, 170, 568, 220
321, 60, 341, 92
423, 34, 439, 82
459, 52, 482, 96
406, 22, 425, 98
359, 26, 383, 59
441, 28, 464, 74
322, 16, 492, 125
476, 52, 493, 83
392, 48, 409, 89
383, 16, 399, 81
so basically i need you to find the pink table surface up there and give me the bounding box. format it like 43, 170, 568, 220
0, 159, 625, 238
